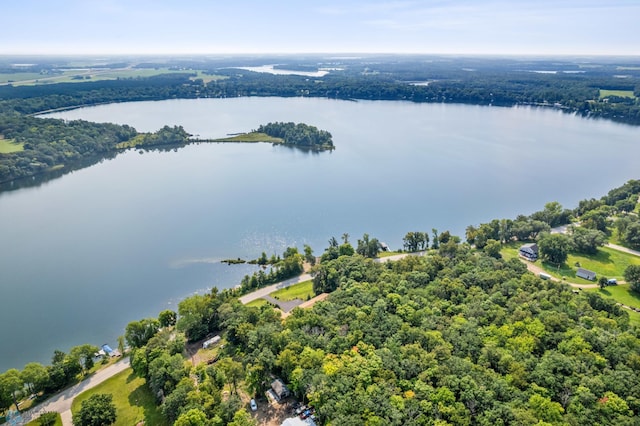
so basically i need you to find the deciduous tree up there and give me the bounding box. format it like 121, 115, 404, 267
72, 393, 116, 426
538, 233, 572, 265
125, 318, 160, 348
624, 265, 640, 293
158, 310, 177, 327
21, 362, 49, 394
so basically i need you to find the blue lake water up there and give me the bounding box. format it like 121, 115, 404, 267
1, 97, 639, 371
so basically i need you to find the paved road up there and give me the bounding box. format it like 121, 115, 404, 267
606, 243, 640, 257
239, 273, 314, 305
20, 358, 130, 426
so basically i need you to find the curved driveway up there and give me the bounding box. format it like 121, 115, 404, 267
20, 358, 130, 425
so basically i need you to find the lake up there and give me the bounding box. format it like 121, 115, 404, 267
1, 97, 639, 371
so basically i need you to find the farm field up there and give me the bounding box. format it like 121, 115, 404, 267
599, 89, 636, 99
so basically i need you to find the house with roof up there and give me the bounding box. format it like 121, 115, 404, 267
519, 243, 538, 261
269, 378, 290, 402
576, 268, 596, 281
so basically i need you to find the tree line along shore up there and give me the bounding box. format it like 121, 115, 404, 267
2, 179, 640, 425
1, 55, 639, 191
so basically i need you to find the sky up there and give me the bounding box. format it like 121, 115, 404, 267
3, 0, 639, 56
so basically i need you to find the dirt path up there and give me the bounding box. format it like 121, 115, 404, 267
522, 261, 599, 288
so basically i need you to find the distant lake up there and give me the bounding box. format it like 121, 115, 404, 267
1, 97, 639, 371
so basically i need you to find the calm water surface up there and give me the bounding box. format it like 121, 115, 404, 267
1, 97, 638, 371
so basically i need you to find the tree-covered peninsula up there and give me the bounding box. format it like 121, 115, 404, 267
257, 122, 333, 150
210, 122, 334, 151
0, 114, 190, 185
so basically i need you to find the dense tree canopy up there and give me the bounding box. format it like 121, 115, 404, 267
256, 122, 333, 149
538, 232, 573, 265
72, 393, 117, 426
625, 265, 640, 293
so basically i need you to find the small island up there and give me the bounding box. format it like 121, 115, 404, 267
210, 122, 334, 151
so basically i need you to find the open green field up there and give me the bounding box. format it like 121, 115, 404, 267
271, 280, 314, 301
2, 67, 226, 86
210, 132, 283, 143
599, 89, 636, 99
0, 138, 24, 153
71, 368, 168, 426
501, 242, 640, 281
192, 71, 227, 83
0, 72, 45, 84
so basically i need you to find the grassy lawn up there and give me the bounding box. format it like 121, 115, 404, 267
210, 132, 283, 143
271, 280, 314, 301
0, 138, 24, 153
25, 412, 62, 426
567, 247, 640, 280
71, 368, 168, 426
501, 242, 640, 281
0, 72, 45, 84
609, 228, 625, 246
246, 298, 269, 308
599, 89, 636, 99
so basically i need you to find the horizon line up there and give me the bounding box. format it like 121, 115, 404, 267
1, 51, 640, 58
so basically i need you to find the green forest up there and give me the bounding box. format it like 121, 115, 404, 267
131, 236, 640, 425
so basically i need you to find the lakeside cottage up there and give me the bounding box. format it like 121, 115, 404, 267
577, 268, 596, 281
269, 378, 290, 402
519, 243, 538, 261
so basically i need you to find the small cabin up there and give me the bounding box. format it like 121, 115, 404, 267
576, 268, 596, 281
519, 243, 538, 261
270, 378, 290, 402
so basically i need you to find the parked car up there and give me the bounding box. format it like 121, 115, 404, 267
250, 399, 258, 411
